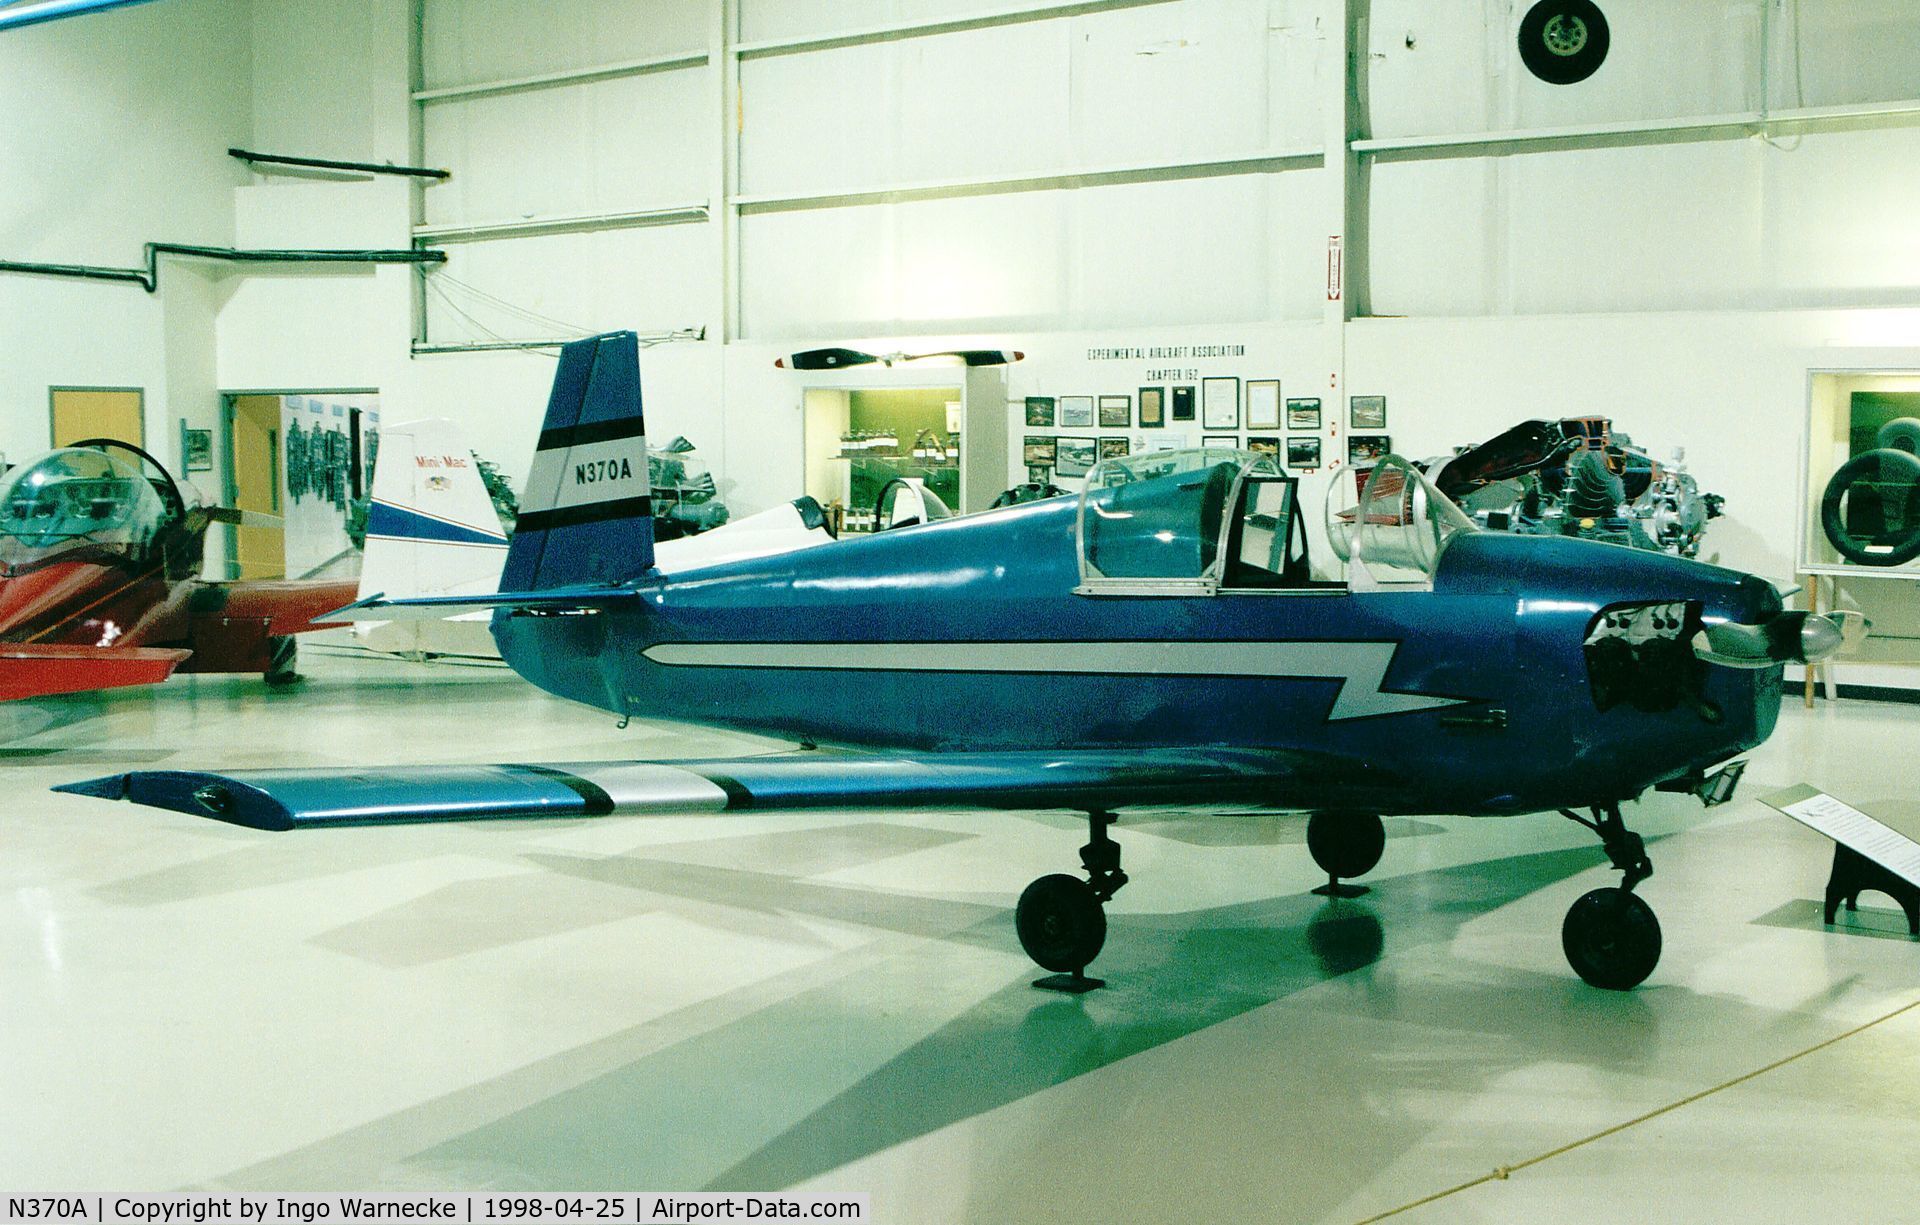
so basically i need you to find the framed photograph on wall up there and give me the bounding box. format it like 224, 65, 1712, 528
1202, 433, 1239, 449
1171, 385, 1196, 421
1024, 396, 1055, 427
1138, 387, 1165, 428
1202, 376, 1239, 429
1286, 436, 1322, 468
1286, 397, 1322, 429
1246, 435, 1280, 461
1349, 395, 1387, 430
1098, 395, 1131, 428
1055, 435, 1096, 477
1059, 396, 1095, 428
1027, 465, 1053, 484
181, 426, 213, 473
1023, 435, 1057, 467
1098, 436, 1131, 459
1246, 380, 1282, 430
1348, 435, 1390, 463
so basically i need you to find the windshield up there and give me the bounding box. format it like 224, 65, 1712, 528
1077, 448, 1281, 588
0, 447, 172, 572
1325, 454, 1479, 588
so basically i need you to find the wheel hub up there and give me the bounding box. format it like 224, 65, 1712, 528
1543, 14, 1587, 55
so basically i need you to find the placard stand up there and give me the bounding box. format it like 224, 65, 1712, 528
1824, 844, 1920, 935
1763, 785, 1920, 939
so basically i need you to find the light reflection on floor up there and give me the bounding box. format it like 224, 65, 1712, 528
2, 640, 1917, 1222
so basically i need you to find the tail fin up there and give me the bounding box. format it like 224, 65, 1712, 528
358, 418, 510, 604
502, 331, 655, 590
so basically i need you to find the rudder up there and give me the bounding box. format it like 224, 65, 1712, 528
503, 331, 656, 590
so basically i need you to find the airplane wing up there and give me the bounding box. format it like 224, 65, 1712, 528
320, 584, 645, 622
55, 746, 1365, 831
0, 644, 191, 701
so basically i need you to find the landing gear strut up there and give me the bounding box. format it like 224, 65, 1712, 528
1559, 804, 1662, 990
1307, 811, 1386, 898
1017, 810, 1126, 992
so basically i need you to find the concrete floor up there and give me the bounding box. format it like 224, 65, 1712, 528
4, 637, 1918, 1222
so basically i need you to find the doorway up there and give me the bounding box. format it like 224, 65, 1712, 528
225, 395, 283, 579
50, 386, 143, 448
220, 391, 380, 580
803, 386, 962, 532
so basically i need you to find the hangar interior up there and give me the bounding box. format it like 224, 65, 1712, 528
5, 0, 1920, 1219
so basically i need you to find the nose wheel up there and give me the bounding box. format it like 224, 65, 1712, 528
1017, 810, 1125, 992
1559, 805, 1662, 990
1307, 811, 1386, 898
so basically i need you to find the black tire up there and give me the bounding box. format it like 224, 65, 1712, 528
1819, 448, 1920, 566
1562, 887, 1661, 990
1877, 416, 1920, 455
1518, 0, 1610, 86
1307, 812, 1386, 880
1015, 873, 1106, 973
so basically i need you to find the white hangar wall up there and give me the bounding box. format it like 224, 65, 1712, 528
6, 0, 1920, 685
0, 0, 250, 467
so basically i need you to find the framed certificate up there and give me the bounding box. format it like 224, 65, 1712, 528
1202, 433, 1239, 449
1138, 386, 1165, 428
1202, 376, 1239, 429
1246, 380, 1281, 430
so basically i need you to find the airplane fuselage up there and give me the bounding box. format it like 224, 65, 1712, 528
493, 495, 1782, 817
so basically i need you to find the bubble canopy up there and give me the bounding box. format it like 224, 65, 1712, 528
0, 446, 172, 572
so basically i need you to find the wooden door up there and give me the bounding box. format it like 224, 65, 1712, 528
226, 395, 284, 580
50, 387, 143, 448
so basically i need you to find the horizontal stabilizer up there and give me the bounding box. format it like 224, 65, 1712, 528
56, 747, 1321, 831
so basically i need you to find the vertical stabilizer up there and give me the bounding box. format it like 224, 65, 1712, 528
502, 331, 655, 590
359, 418, 510, 603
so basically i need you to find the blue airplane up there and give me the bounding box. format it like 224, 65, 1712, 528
60, 331, 1865, 992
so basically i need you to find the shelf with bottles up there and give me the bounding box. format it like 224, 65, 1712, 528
836, 427, 960, 467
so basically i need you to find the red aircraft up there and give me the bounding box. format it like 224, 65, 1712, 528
0, 439, 357, 700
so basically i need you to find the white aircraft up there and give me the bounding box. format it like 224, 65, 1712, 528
353, 419, 836, 660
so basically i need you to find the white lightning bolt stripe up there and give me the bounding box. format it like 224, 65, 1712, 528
640, 640, 1468, 721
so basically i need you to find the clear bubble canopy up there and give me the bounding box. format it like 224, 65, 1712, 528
0, 446, 171, 568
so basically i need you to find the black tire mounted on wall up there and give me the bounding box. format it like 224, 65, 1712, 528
1820, 448, 1920, 566
1518, 0, 1611, 86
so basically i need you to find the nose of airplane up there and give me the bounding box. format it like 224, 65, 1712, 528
1693, 609, 1870, 669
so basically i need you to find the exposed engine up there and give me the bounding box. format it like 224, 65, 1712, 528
649, 436, 730, 540
1422, 417, 1724, 558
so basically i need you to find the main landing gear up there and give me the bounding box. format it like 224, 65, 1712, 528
1016, 810, 1126, 993
1559, 804, 1661, 990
